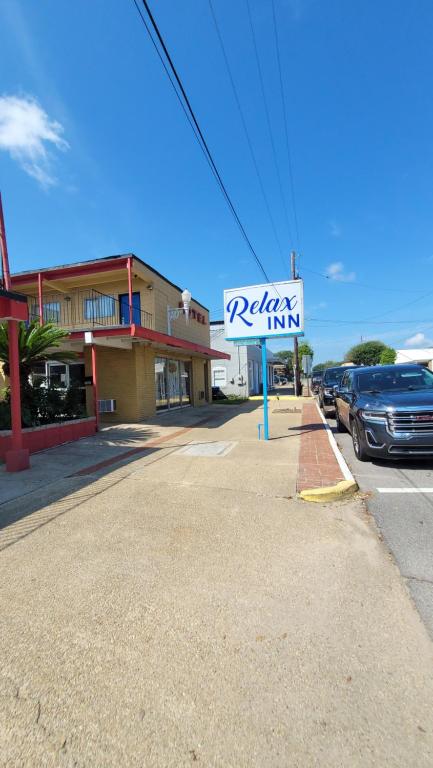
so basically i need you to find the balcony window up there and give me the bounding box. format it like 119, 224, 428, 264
43, 301, 61, 323
84, 295, 115, 321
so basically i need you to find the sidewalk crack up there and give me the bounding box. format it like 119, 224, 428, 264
404, 574, 433, 586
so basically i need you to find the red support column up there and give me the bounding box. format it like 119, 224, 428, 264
5, 319, 30, 471
91, 344, 99, 431
38, 272, 43, 324
0, 195, 11, 290
127, 256, 133, 325
1, 192, 30, 472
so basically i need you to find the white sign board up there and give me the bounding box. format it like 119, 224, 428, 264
224, 280, 304, 341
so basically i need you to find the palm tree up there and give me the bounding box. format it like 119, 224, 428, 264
0, 320, 75, 378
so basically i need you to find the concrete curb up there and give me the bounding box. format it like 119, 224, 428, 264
298, 401, 358, 503
299, 479, 358, 503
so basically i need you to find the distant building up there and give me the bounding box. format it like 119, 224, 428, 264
210, 321, 276, 396
396, 348, 433, 370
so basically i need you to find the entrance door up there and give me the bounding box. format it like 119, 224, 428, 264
180, 361, 191, 405
155, 358, 192, 410
119, 292, 141, 325
167, 360, 181, 408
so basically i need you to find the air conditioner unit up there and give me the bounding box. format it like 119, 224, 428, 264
98, 399, 116, 413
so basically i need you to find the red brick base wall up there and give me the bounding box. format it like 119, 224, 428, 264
0, 418, 96, 461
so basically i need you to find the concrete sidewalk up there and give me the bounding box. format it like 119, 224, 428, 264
1, 401, 433, 766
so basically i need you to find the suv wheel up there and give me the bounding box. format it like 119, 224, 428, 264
335, 405, 346, 433
351, 418, 369, 462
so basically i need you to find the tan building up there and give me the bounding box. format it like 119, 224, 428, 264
8, 254, 229, 422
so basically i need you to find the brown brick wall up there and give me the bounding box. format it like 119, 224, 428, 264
85, 344, 161, 423
191, 358, 207, 407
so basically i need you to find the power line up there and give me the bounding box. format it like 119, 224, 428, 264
308, 318, 433, 325
271, 0, 301, 251
245, 0, 294, 247
208, 0, 290, 278
131, 0, 210, 168
366, 286, 433, 321
133, 0, 271, 283
301, 264, 425, 293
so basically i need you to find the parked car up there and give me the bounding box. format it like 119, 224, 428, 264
311, 372, 323, 394
334, 364, 433, 461
318, 366, 348, 413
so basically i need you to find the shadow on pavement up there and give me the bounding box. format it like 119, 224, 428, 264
0, 401, 261, 547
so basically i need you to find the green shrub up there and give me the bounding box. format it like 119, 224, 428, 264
0, 398, 11, 430
0, 382, 87, 429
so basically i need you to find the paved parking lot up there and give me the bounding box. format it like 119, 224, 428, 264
326, 409, 433, 637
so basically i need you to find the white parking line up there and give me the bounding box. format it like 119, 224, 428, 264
377, 487, 433, 493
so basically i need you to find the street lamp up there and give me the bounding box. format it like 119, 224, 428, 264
167, 289, 192, 335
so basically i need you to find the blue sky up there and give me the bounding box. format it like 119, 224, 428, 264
1, 0, 433, 363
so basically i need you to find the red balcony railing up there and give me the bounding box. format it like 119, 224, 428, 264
26, 288, 153, 330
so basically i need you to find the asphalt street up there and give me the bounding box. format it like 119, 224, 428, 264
326, 408, 433, 638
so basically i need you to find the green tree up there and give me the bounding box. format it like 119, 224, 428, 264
313, 360, 341, 372
298, 341, 314, 372
274, 350, 293, 375
379, 346, 397, 365
345, 341, 387, 367
0, 320, 74, 379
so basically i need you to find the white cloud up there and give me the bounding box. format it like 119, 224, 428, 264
326, 261, 356, 283
0, 94, 68, 187
404, 332, 433, 347
329, 219, 342, 238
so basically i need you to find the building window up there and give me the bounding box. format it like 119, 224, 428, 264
84, 295, 115, 320
212, 366, 227, 387
43, 301, 61, 323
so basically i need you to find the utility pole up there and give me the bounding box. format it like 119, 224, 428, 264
291, 251, 301, 396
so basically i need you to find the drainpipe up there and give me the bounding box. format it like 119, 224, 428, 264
38, 272, 44, 324
127, 256, 133, 325
91, 343, 99, 431
0, 192, 30, 471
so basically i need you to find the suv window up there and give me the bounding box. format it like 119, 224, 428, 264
323, 368, 346, 385
356, 366, 433, 393
341, 372, 350, 389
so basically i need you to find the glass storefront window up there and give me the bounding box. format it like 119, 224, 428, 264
155, 357, 191, 410
155, 357, 168, 410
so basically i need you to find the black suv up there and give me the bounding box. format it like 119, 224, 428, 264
311, 372, 323, 394
335, 364, 433, 461
318, 366, 349, 414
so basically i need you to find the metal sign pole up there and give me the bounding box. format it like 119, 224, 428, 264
261, 338, 269, 440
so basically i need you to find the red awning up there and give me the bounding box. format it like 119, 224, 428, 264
0, 289, 28, 322
68, 324, 230, 360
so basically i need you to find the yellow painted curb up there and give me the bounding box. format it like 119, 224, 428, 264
299, 479, 358, 503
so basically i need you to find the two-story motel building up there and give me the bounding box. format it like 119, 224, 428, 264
5, 254, 229, 422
